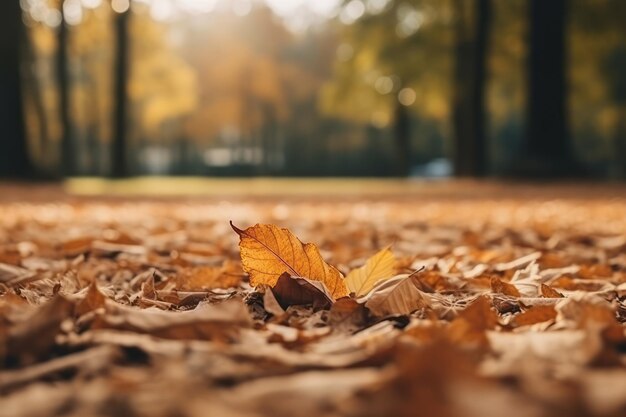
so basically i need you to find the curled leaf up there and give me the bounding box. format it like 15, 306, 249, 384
345, 246, 396, 297
362, 274, 429, 317
231, 222, 348, 299
271, 273, 333, 310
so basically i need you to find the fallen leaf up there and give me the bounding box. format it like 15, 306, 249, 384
512, 305, 557, 327
490, 276, 521, 297
231, 222, 348, 299
92, 298, 252, 342
271, 273, 333, 310
345, 247, 396, 297
6, 296, 74, 366
447, 296, 498, 348
141, 274, 158, 300
328, 298, 368, 332
59, 237, 94, 257
540, 283, 564, 298
0, 345, 119, 391
362, 274, 428, 317
510, 262, 542, 297
75, 281, 106, 317
176, 260, 242, 291
262, 288, 286, 316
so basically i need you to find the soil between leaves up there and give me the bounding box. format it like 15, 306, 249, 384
1, 189, 626, 417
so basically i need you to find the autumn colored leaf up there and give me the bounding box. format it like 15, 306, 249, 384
362, 274, 429, 317
512, 305, 557, 327
447, 296, 498, 348
540, 283, 564, 298
345, 246, 396, 297
75, 281, 106, 316
176, 261, 243, 291
490, 276, 521, 297
231, 222, 348, 299
328, 298, 368, 332
271, 272, 333, 310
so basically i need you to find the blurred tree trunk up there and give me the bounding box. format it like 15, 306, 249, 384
0, 0, 35, 178
604, 46, 626, 178
392, 101, 411, 177
452, 0, 491, 177
22, 29, 50, 165
57, 2, 74, 176
523, 0, 576, 176
111, 5, 131, 178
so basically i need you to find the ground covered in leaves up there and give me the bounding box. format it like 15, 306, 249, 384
2, 182, 626, 417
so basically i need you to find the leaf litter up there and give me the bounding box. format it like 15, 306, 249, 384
1, 197, 626, 417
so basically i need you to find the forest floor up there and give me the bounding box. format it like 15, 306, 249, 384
1, 180, 626, 417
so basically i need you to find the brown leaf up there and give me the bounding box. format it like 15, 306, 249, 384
271, 273, 333, 310
262, 288, 286, 316
141, 274, 158, 300
75, 281, 106, 316
59, 237, 94, 257
490, 276, 521, 297
363, 274, 429, 317
578, 264, 613, 279
231, 222, 348, 299
176, 260, 243, 291
512, 305, 557, 327
328, 298, 368, 332
93, 298, 251, 342
540, 283, 564, 298
6, 296, 74, 366
447, 296, 498, 348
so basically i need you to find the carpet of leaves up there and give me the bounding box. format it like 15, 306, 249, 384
2, 190, 626, 417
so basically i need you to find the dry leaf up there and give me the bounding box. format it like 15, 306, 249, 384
93, 298, 251, 342
262, 288, 286, 316
540, 283, 564, 298
363, 274, 429, 317
490, 276, 521, 297
176, 261, 242, 291
328, 298, 368, 332
231, 222, 348, 299
75, 281, 106, 316
6, 296, 74, 365
512, 305, 557, 327
345, 246, 396, 297
447, 296, 498, 348
271, 273, 333, 310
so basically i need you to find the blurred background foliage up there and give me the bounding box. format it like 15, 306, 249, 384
2, 0, 625, 178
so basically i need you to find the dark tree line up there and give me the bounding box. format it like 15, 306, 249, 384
0, 0, 130, 179
0, 0, 592, 179
452, 0, 491, 177
112, 5, 131, 178
0, 0, 34, 178
451, 0, 573, 177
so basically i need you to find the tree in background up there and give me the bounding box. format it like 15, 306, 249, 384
325, 0, 492, 177
111, 2, 131, 178
323, 0, 454, 176
451, 0, 492, 176
0, 0, 35, 178
57, 0, 75, 176
522, 0, 574, 176
12, 0, 626, 179
569, 0, 626, 177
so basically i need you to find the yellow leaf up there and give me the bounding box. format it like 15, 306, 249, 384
231, 222, 348, 299
345, 247, 396, 297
